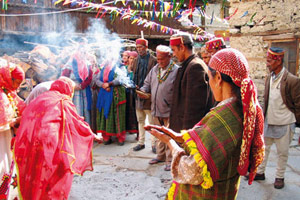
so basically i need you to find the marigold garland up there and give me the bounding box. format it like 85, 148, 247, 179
157, 62, 174, 83
2, 87, 19, 118
182, 130, 213, 189
167, 182, 177, 200
6, 91, 19, 118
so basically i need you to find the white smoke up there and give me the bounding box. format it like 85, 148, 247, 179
85, 18, 122, 67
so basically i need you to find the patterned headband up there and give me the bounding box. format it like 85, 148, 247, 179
205, 38, 225, 50
267, 48, 284, 60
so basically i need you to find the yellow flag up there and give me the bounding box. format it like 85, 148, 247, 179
164, 2, 170, 11
132, 18, 139, 24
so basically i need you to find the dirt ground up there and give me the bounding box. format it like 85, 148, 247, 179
69, 134, 172, 200
69, 129, 300, 200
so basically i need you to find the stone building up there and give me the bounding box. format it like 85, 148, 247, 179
228, 0, 300, 105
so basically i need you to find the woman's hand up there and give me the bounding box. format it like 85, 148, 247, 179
148, 128, 172, 144
144, 125, 184, 144
94, 133, 103, 144
102, 83, 110, 89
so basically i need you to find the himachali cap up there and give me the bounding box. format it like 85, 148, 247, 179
267, 47, 285, 60
205, 37, 226, 50
156, 45, 171, 55
209, 48, 265, 185
136, 38, 148, 47
169, 32, 193, 46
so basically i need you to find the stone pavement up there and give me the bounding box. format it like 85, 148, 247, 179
70, 128, 300, 200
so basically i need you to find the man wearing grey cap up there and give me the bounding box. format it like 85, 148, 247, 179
168, 32, 213, 132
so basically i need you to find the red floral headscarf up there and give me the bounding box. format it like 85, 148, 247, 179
209, 48, 265, 185
0, 59, 25, 126
0, 59, 25, 91
50, 76, 75, 97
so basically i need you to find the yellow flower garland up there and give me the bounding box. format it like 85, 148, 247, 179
167, 130, 214, 199
182, 130, 213, 189
167, 182, 177, 200
6, 92, 19, 118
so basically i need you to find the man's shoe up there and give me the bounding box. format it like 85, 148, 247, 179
164, 164, 171, 171
245, 173, 265, 181
254, 173, 265, 180
149, 158, 164, 165
133, 144, 145, 151
274, 178, 284, 189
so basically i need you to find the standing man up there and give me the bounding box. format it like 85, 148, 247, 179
255, 47, 300, 189
132, 38, 157, 151
169, 32, 213, 132
138, 45, 179, 171
197, 46, 211, 66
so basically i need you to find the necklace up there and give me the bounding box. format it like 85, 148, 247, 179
157, 62, 174, 84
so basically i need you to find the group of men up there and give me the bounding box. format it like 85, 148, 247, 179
130, 33, 300, 189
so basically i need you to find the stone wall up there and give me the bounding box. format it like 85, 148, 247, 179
228, 0, 300, 105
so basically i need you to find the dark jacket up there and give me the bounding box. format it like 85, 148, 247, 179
169, 54, 213, 132
264, 68, 300, 124
133, 53, 157, 110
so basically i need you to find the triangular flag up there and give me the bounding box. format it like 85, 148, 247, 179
145, 11, 149, 18
139, 1, 143, 7
63, 0, 71, 5
132, 18, 139, 24
164, 2, 170, 12
122, 0, 126, 6
155, 11, 160, 17
54, 0, 64, 5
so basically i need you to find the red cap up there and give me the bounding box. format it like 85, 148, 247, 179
169, 37, 184, 46
136, 38, 148, 47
